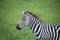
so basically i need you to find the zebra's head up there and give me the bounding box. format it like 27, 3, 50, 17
16, 11, 31, 30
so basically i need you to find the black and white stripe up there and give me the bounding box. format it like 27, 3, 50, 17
26, 11, 60, 40
16, 11, 60, 40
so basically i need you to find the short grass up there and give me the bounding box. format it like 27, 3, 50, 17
0, 0, 60, 40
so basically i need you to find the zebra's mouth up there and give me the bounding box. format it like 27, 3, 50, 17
16, 24, 21, 30
16, 26, 21, 30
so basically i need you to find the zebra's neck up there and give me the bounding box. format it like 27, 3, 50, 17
28, 15, 44, 33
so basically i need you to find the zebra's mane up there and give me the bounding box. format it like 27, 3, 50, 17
27, 11, 43, 22
28, 11, 39, 19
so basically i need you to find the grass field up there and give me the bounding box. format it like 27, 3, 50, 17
0, 0, 60, 40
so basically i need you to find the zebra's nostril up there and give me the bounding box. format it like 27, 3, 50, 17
16, 24, 21, 30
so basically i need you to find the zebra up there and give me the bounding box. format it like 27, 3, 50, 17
16, 11, 60, 40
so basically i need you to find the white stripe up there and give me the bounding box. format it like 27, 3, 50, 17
31, 21, 36, 31
49, 24, 52, 39
55, 24, 60, 29
56, 28, 60, 40
35, 22, 41, 35
35, 23, 42, 39
47, 25, 50, 35
52, 25, 55, 40
36, 28, 42, 39
34, 23, 39, 32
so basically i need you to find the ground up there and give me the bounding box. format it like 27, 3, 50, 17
0, 0, 60, 40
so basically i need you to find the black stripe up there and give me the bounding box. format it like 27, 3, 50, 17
36, 24, 42, 37
30, 20, 35, 29
33, 23, 37, 33
30, 17, 35, 29
54, 25, 60, 40
57, 25, 60, 40
45, 25, 49, 36
50, 24, 54, 39
48, 25, 51, 37
57, 30, 60, 40
52, 25, 56, 40
36, 23, 40, 33
36, 30, 40, 37
56, 25, 60, 29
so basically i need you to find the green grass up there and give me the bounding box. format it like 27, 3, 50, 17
0, 0, 60, 40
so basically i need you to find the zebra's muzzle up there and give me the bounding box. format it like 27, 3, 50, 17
16, 24, 21, 30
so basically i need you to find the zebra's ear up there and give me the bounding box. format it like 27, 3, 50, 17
22, 11, 29, 15
22, 11, 25, 14
22, 11, 27, 15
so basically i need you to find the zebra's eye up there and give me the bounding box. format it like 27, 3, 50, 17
23, 18, 26, 20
